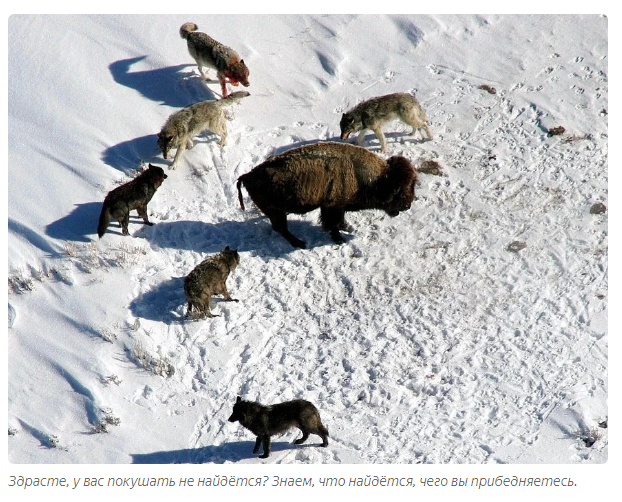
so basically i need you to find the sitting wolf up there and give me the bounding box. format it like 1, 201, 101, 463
184, 246, 240, 319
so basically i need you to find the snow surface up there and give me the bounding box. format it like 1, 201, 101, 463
5, 10, 614, 491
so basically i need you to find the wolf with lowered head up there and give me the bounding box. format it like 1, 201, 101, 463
157, 91, 249, 170
180, 22, 250, 98
340, 92, 432, 152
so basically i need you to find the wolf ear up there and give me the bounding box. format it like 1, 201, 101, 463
236, 396, 241, 403
224, 246, 231, 251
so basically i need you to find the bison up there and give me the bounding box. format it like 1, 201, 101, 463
236, 142, 418, 248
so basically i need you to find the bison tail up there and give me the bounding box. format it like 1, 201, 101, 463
97, 201, 111, 238
236, 177, 246, 211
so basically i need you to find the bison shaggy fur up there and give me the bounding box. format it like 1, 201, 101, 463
236, 142, 418, 248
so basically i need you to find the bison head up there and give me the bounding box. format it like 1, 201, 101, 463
377, 156, 418, 216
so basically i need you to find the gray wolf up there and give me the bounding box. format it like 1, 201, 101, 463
97, 164, 167, 238
340, 92, 432, 152
180, 22, 250, 98
157, 91, 250, 170
237, 142, 418, 248
184, 246, 240, 319
228, 396, 329, 459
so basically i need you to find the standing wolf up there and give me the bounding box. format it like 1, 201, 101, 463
180, 22, 250, 98
184, 246, 240, 319
340, 92, 432, 152
97, 164, 167, 238
157, 91, 250, 170
228, 397, 329, 459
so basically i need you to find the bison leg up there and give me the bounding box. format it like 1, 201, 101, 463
320, 207, 348, 244
266, 210, 306, 249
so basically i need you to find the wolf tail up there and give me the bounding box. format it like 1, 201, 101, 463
236, 176, 246, 211
97, 200, 111, 238
216, 91, 251, 108
319, 424, 329, 437
179, 22, 199, 39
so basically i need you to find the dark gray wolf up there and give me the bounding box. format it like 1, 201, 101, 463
236, 142, 418, 248
184, 246, 240, 319
340, 92, 432, 152
97, 164, 167, 238
180, 22, 250, 98
228, 397, 329, 459
157, 91, 250, 170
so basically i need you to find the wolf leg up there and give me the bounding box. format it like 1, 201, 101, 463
136, 204, 153, 226
197, 64, 210, 80
170, 142, 187, 170
253, 437, 261, 454
422, 123, 433, 140
215, 123, 227, 147
259, 436, 271, 459
355, 130, 367, 146
320, 434, 329, 447
371, 127, 387, 152
294, 431, 310, 445
218, 281, 238, 302
119, 213, 130, 235
218, 73, 229, 98
198, 298, 215, 318
405, 115, 433, 141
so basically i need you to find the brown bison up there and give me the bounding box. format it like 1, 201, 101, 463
236, 142, 418, 248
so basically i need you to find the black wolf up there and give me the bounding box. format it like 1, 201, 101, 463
97, 164, 167, 238
228, 397, 329, 459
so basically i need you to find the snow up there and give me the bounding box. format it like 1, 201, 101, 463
4, 9, 616, 498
